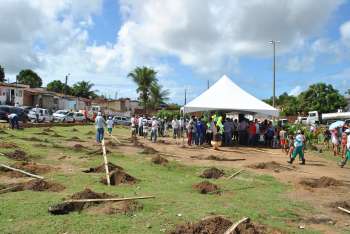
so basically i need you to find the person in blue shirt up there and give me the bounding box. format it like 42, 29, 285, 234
195, 118, 205, 145
288, 130, 305, 165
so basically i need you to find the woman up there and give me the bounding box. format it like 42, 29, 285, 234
341, 128, 348, 159
331, 129, 339, 156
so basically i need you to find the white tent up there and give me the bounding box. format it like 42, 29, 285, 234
183, 75, 279, 117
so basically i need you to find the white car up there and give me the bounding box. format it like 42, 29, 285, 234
73, 112, 86, 122
53, 110, 74, 123
28, 108, 53, 123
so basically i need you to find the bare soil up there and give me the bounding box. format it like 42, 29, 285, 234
192, 181, 220, 194
73, 144, 86, 150
200, 167, 224, 179
299, 177, 343, 188
2, 179, 65, 193
151, 155, 169, 165
4, 150, 28, 161
248, 161, 290, 171
0, 142, 18, 148
0, 162, 52, 177
101, 169, 137, 185
204, 155, 246, 162
169, 216, 268, 234
139, 146, 158, 155
87, 200, 143, 215
67, 136, 85, 142
83, 162, 123, 173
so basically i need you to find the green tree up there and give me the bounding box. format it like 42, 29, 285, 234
149, 83, 169, 109
128, 66, 157, 112
0, 65, 5, 82
71, 81, 97, 98
46, 80, 72, 94
16, 69, 42, 88
298, 83, 346, 113
263, 92, 300, 116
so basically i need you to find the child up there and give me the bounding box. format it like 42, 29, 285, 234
287, 135, 294, 159
331, 129, 339, 156
106, 116, 114, 135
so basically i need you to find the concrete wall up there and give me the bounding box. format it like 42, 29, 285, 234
0, 86, 24, 105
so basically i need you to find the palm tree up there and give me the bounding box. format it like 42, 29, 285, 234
128, 66, 157, 112
72, 81, 97, 98
149, 83, 170, 109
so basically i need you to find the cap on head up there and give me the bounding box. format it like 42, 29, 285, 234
345, 129, 350, 134
97, 112, 102, 116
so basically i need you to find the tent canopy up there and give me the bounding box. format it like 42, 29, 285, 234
183, 75, 279, 117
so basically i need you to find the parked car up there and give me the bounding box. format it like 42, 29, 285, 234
73, 112, 86, 122
28, 108, 53, 123
113, 116, 131, 126
53, 110, 74, 123
0, 105, 28, 122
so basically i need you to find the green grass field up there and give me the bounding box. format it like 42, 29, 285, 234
0, 126, 323, 233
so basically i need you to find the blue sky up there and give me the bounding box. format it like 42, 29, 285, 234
1, 0, 350, 103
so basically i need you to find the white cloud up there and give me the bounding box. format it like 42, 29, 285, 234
289, 85, 302, 96
286, 55, 315, 72
340, 20, 350, 46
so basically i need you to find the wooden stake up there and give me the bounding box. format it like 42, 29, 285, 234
0, 186, 20, 194
227, 169, 244, 180
101, 139, 110, 186
109, 134, 121, 144
224, 217, 250, 234
64, 195, 155, 203
338, 206, 350, 215
0, 163, 44, 179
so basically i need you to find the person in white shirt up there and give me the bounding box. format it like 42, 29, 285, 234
130, 115, 136, 138
150, 117, 158, 143
106, 116, 114, 135
138, 116, 143, 136
8, 113, 19, 129
172, 118, 180, 140
95, 112, 106, 143
33, 104, 40, 123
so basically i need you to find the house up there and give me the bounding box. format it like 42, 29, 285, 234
0, 83, 29, 106
24, 88, 58, 110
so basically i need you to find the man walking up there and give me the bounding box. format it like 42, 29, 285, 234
288, 130, 305, 165
95, 112, 106, 143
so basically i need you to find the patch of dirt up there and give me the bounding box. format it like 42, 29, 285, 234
0, 162, 52, 177
58, 155, 68, 160
87, 200, 143, 215
101, 169, 137, 185
52, 143, 65, 149
200, 167, 224, 179
170, 216, 267, 234
329, 201, 350, 210
4, 150, 28, 161
48, 188, 113, 215
192, 181, 220, 194
83, 162, 123, 173
158, 140, 170, 145
0, 142, 17, 148
192, 155, 246, 162
73, 144, 86, 151
305, 214, 336, 225
248, 161, 289, 171
2, 179, 65, 194
300, 177, 343, 188
139, 146, 158, 154
105, 141, 118, 147
151, 155, 169, 165
87, 148, 111, 155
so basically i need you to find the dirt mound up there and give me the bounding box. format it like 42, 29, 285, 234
300, 177, 343, 188
330, 201, 350, 210
101, 169, 137, 185
151, 155, 169, 165
72, 128, 79, 132
170, 216, 267, 234
48, 188, 113, 215
21, 179, 65, 192
0, 142, 17, 148
4, 150, 28, 161
86, 130, 94, 135
193, 181, 220, 194
83, 162, 123, 173
87, 200, 143, 215
205, 155, 246, 162
170, 216, 232, 234
200, 167, 224, 179
0, 162, 52, 177
73, 144, 86, 150
139, 146, 158, 154
249, 161, 288, 171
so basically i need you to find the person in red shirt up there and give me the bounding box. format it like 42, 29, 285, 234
248, 121, 257, 146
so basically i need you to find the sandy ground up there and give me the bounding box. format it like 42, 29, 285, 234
104, 133, 350, 234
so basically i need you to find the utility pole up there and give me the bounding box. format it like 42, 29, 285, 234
207, 80, 209, 89
269, 40, 280, 108
184, 88, 187, 105
64, 73, 70, 98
